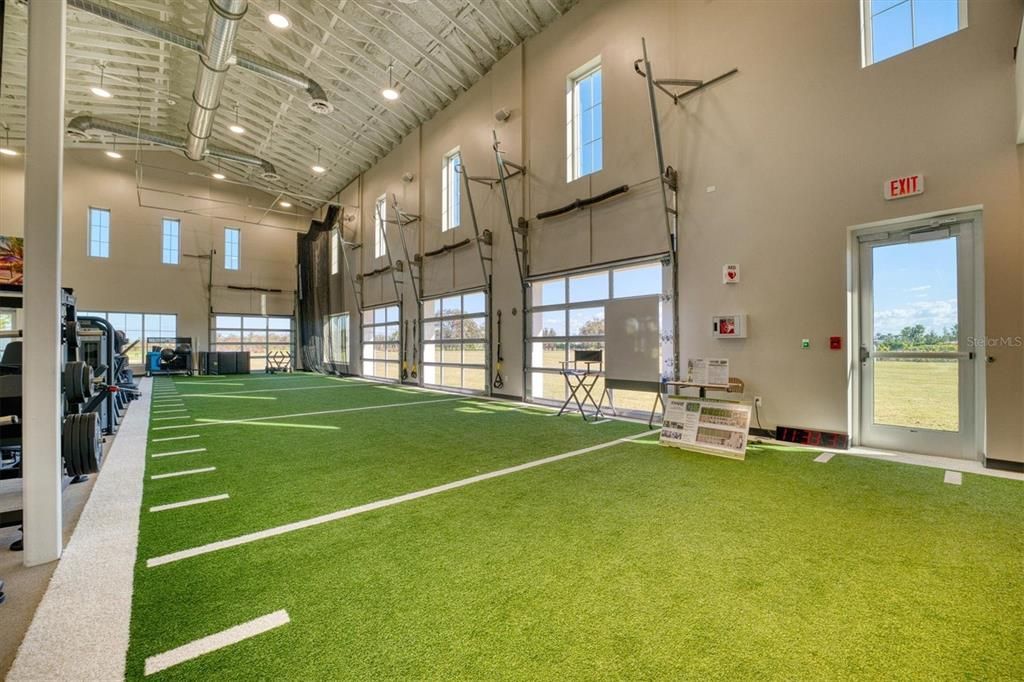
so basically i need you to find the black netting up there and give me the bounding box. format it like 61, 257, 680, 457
297, 205, 340, 374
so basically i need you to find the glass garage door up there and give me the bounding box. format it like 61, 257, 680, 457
211, 315, 295, 371
421, 290, 487, 393
362, 304, 400, 380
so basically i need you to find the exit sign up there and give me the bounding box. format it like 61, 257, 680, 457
884, 174, 924, 200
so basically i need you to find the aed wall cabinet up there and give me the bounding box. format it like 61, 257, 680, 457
713, 314, 748, 339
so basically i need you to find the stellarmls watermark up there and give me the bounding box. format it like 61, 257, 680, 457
967, 336, 1023, 348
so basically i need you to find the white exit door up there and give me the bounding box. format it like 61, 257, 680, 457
857, 215, 979, 459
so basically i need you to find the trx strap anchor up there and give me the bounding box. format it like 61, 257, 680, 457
493, 309, 505, 390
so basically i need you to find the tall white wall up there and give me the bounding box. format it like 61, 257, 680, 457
0, 148, 311, 352
326, 0, 1024, 463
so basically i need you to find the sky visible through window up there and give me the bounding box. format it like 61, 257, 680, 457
871, 0, 960, 64
872, 238, 957, 338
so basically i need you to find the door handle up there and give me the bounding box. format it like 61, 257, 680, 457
859, 346, 870, 364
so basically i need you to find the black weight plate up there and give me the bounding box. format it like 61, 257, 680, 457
82, 412, 100, 473
65, 319, 79, 349
76, 415, 90, 476
80, 364, 93, 401
61, 418, 78, 478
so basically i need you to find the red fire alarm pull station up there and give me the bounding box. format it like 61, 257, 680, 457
830, 336, 842, 350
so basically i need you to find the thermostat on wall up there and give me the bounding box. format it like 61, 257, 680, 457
712, 314, 747, 339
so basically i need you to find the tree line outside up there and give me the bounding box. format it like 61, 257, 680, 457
875, 324, 957, 352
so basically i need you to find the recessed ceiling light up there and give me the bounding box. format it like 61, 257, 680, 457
212, 172, 226, 180
268, 1, 290, 28
105, 150, 122, 159
279, 200, 292, 208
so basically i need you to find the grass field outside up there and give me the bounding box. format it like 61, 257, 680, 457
873, 359, 958, 431
127, 373, 1023, 680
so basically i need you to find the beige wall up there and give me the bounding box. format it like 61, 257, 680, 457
0, 149, 310, 354
324, 0, 1024, 462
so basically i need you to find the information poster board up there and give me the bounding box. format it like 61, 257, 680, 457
660, 396, 752, 460
686, 358, 729, 386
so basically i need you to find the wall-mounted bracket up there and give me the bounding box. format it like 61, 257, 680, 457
633, 59, 738, 106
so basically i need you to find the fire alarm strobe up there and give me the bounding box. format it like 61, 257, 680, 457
723, 264, 739, 284
830, 336, 842, 350
712, 314, 747, 338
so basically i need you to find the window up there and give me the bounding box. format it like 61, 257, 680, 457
422, 291, 486, 392
224, 227, 240, 270
331, 229, 340, 275
0, 309, 16, 354
210, 315, 294, 372
362, 305, 400, 380
162, 218, 180, 265
88, 207, 110, 258
527, 262, 663, 411
78, 311, 177, 366
441, 149, 461, 232
862, 0, 966, 66
566, 60, 602, 182
323, 313, 349, 365
374, 195, 387, 259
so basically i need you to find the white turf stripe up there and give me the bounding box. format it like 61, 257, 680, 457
147, 429, 658, 567
182, 383, 370, 397
151, 467, 216, 480
154, 416, 190, 421
151, 396, 464, 431
152, 448, 207, 458
6, 377, 154, 680
944, 470, 963, 485
153, 409, 188, 414
814, 452, 835, 463
149, 494, 229, 513
143, 610, 290, 676
152, 434, 201, 442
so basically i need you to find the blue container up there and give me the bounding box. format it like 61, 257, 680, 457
147, 351, 162, 373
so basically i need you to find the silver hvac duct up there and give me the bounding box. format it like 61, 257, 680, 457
185, 0, 246, 161
66, 115, 280, 181
64, 0, 333, 114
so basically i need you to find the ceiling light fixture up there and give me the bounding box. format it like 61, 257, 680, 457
311, 147, 326, 174
229, 104, 245, 134
268, 0, 290, 28
211, 160, 226, 180
91, 64, 113, 99
381, 63, 400, 101
0, 128, 17, 156
279, 200, 292, 208
105, 134, 122, 159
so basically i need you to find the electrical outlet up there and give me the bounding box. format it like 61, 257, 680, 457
754, 396, 763, 408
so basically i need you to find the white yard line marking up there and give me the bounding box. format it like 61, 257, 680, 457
814, 452, 835, 463
181, 384, 370, 397
944, 470, 963, 485
147, 429, 659, 567
143, 610, 290, 676
151, 467, 216, 480
149, 494, 229, 513
152, 448, 207, 458
154, 416, 190, 422
151, 396, 465, 431
173, 395, 277, 401
152, 434, 201, 442
153, 409, 188, 414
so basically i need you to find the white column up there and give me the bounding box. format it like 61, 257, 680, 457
22, 0, 66, 567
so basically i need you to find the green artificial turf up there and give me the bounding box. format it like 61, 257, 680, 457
128, 374, 1024, 680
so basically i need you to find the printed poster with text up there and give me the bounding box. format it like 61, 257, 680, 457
660, 396, 752, 460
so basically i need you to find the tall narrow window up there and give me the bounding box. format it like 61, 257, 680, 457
566, 59, 602, 182
374, 195, 387, 259
161, 218, 180, 265
331, 229, 340, 275
224, 227, 240, 270
441, 148, 461, 232
88, 207, 111, 258
862, 0, 967, 66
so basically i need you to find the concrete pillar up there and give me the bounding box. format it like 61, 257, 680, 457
22, 0, 66, 567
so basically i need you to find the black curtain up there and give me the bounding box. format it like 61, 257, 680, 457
296, 205, 340, 374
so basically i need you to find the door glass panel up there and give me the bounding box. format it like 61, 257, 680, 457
873, 358, 958, 431
871, 237, 959, 431
872, 239, 958, 352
